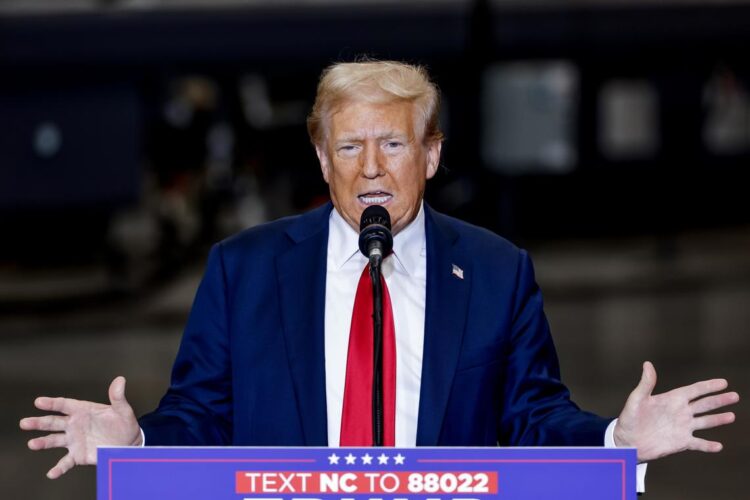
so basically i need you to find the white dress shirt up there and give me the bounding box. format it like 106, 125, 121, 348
325, 203, 427, 447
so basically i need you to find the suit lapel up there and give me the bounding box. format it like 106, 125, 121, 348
416, 206, 472, 445
276, 202, 332, 446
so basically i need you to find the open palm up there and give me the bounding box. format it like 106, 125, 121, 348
20, 376, 142, 479
614, 362, 739, 462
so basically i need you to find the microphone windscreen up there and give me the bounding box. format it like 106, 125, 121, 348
359, 205, 391, 232
358, 205, 393, 259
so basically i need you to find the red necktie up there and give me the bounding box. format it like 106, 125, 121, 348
340, 264, 396, 446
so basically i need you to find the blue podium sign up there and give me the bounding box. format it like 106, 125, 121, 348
98, 447, 636, 500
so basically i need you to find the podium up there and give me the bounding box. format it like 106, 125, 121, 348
98, 446, 636, 500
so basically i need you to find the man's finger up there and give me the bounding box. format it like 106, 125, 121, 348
20, 415, 68, 432
108, 376, 132, 415
688, 437, 723, 453
630, 361, 657, 400
28, 433, 67, 451
34, 397, 79, 415
694, 411, 736, 431
691, 391, 740, 415
677, 378, 729, 401
47, 453, 76, 480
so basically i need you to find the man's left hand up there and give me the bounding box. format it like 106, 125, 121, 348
614, 361, 739, 462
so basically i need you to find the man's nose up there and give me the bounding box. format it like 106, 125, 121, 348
361, 143, 385, 179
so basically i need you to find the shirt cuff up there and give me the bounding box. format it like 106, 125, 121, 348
605, 418, 647, 493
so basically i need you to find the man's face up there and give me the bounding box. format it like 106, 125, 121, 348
316, 99, 441, 235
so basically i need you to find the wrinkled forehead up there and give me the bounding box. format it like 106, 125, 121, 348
323, 97, 423, 142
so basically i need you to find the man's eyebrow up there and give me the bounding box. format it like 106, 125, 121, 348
334, 134, 363, 144
376, 130, 408, 140
372, 132, 413, 144
334, 131, 410, 144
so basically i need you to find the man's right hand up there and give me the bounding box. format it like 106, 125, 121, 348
19, 376, 142, 479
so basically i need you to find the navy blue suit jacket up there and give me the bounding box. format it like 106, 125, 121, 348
139, 202, 610, 446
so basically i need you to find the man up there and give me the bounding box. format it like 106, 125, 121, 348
21, 61, 738, 486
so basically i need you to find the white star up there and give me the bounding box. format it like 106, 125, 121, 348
345, 453, 357, 465
377, 453, 389, 465
328, 453, 340, 465
393, 453, 405, 465
361, 453, 373, 465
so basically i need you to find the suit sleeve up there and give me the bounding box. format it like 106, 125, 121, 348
497, 249, 612, 446
138, 243, 233, 445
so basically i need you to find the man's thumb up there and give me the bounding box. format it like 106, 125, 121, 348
108, 376, 131, 412
633, 361, 657, 398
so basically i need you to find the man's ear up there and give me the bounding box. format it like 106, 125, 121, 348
425, 140, 442, 180
315, 144, 331, 184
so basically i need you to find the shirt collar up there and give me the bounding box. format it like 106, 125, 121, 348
328, 203, 426, 276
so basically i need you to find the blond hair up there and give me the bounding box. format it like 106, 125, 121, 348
307, 60, 443, 146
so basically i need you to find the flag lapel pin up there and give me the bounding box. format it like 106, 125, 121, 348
451, 263, 464, 280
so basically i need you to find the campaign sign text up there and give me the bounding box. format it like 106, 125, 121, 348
97, 447, 636, 500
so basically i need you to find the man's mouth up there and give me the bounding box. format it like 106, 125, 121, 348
358, 192, 393, 205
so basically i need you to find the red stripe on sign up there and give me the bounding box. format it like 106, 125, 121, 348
235, 471, 498, 495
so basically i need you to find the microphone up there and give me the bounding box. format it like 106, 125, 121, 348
358, 205, 392, 447
358, 205, 393, 269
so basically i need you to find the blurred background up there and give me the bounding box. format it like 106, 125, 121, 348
1, 0, 748, 498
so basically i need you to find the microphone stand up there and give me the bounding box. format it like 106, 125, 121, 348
359, 205, 392, 448
369, 255, 384, 447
